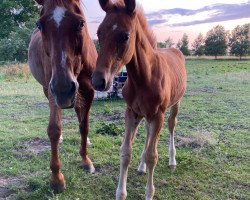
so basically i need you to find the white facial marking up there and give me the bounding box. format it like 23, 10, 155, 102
112, 24, 118, 31
52, 6, 66, 28
61, 51, 66, 68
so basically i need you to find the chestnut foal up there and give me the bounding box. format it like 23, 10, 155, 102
28, 0, 97, 193
92, 0, 187, 199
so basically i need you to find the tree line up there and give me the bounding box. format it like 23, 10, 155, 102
157, 24, 250, 60
0, 1, 249, 62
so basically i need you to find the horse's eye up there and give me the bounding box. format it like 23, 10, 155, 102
36, 21, 42, 31
118, 32, 130, 43
78, 20, 84, 31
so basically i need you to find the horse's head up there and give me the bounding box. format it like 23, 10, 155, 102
35, 0, 86, 108
92, 0, 136, 91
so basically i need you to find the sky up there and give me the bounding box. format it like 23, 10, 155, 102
82, 0, 250, 45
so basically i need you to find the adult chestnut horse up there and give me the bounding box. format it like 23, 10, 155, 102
92, 0, 187, 199
28, 0, 97, 193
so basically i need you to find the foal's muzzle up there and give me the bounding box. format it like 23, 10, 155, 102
50, 80, 78, 109
92, 71, 107, 91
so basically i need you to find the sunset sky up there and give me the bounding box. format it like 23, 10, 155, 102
83, 0, 250, 45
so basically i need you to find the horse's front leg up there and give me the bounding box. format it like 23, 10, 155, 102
47, 97, 65, 193
116, 108, 142, 200
75, 86, 95, 173
144, 113, 164, 200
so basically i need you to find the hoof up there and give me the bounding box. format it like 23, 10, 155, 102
136, 170, 146, 176
116, 189, 127, 200
50, 180, 66, 194
169, 165, 176, 171
82, 164, 95, 173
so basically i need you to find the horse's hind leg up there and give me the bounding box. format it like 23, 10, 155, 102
75, 83, 95, 173
168, 101, 180, 170
47, 95, 65, 193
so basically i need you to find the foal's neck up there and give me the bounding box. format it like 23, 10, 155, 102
126, 18, 155, 87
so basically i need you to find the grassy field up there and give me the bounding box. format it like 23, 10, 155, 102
0, 59, 250, 200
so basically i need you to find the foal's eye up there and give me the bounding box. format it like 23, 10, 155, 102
118, 32, 130, 43
36, 21, 42, 31
77, 20, 84, 31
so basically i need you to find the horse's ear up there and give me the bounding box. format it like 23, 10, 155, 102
99, 0, 112, 12
124, 0, 136, 15
35, 0, 44, 5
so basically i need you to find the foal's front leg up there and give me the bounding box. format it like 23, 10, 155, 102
75, 85, 95, 173
47, 97, 65, 193
144, 113, 164, 200
116, 108, 142, 200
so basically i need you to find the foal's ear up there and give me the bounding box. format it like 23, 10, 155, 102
35, 0, 44, 5
124, 0, 136, 15
99, 0, 112, 12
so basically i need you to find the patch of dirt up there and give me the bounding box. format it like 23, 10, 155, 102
224, 72, 250, 81
61, 115, 77, 124
0, 176, 24, 199
14, 137, 50, 158
95, 165, 115, 175
186, 86, 217, 96
176, 130, 216, 149
95, 111, 124, 123
34, 102, 48, 109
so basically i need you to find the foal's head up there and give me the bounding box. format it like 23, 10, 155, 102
92, 0, 137, 91
35, 0, 87, 108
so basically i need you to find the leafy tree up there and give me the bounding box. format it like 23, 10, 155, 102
0, 0, 39, 62
0, 26, 32, 62
176, 40, 181, 49
177, 33, 190, 56
0, 0, 38, 38
165, 37, 174, 48
157, 42, 166, 48
205, 25, 228, 59
93, 39, 100, 53
192, 33, 205, 56
229, 23, 250, 60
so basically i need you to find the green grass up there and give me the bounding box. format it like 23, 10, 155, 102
0, 59, 250, 200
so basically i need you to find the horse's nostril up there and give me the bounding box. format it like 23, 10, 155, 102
101, 78, 106, 89
69, 81, 77, 95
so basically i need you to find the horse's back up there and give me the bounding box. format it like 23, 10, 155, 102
28, 29, 48, 87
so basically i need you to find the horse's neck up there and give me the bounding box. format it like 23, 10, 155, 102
126, 20, 155, 87
81, 26, 97, 74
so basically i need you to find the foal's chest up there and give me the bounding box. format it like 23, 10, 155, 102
122, 86, 165, 118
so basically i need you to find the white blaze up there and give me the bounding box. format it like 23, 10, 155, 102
52, 6, 66, 28
61, 51, 66, 68
112, 24, 118, 31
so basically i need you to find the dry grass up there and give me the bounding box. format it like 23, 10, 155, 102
176, 130, 216, 149
0, 63, 31, 82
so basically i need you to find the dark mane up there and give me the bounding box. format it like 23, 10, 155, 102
113, 1, 157, 49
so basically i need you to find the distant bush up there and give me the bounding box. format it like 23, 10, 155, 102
0, 26, 32, 63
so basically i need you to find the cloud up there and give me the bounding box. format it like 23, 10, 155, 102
148, 19, 167, 26
146, 1, 250, 27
